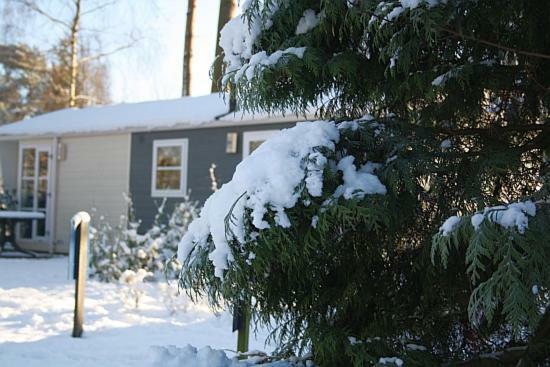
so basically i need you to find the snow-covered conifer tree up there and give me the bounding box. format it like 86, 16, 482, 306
179, 1, 550, 365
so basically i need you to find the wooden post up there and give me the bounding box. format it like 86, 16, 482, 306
70, 212, 90, 338
233, 302, 251, 355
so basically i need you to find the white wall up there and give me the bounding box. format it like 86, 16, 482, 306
55, 134, 131, 252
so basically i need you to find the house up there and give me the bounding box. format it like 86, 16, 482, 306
0, 94, 305, 254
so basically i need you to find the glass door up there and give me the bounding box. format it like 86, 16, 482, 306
18, 145, 51, 240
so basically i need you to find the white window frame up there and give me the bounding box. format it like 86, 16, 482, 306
242, 130, 279, 159
16, 142, 53, 242
151, 138, 189, 198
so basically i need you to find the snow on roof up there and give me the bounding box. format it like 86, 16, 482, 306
0, 94, 233, 138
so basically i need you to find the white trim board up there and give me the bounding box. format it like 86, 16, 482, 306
242, 130, 279, 159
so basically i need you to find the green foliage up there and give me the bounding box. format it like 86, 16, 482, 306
181, 0, 550, 365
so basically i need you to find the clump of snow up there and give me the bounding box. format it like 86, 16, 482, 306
439, 216, 461, 236
470, 213, 484, 231
440, 139, 452, 149
381, 0, 447, 26
311, 215, 319, 228
149, 345, 313, 367
432, 66, 464, 87
478, 201, 537, 234
379, 356, 404, 366
149, 345, 238, 367
295, 9, 321, 35
178, 121, 387, 279
334, 156, 387, 200
532, 285, 539, 295
235, 47, 306, 82
220, 1, 282, 84
179, 121, 341, 278
442, 200, 537, 236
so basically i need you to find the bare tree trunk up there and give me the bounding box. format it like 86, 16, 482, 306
69, 0, 81, 108
182, 0, 196, 97
211, 0, 237, 93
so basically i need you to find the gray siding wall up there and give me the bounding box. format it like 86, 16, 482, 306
130, 122, 295, 229
0, 141, 18, 193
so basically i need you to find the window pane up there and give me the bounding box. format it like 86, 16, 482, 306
21, 179, 34, 208
19, 221, 32, 239
36, 217, 46, 237
157, 146, 181, 167
39, 151, 49, 177
249, 140, 265, 154
37, 179, 48, 209
22, 148, 35, 177
156, 170, 181, 190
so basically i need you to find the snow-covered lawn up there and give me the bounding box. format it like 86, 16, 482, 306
0, 257, 270, 367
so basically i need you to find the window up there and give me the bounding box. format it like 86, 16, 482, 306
18, 144, 51, 240
242, 130, 279, 159
151, 139, 189, 197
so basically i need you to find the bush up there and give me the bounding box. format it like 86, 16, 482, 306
89, 194, 199, 282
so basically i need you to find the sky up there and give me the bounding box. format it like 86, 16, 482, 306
107, 0, 221, 102
2, 0, 224, 103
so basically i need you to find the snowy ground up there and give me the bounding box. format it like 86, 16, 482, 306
0, 257, 271, 367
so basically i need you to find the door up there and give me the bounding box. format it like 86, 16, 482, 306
18, 144, 52, 241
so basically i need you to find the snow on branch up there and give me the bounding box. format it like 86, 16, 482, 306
178, 120, 387, 279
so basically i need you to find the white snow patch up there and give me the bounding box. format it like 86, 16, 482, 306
532, 285, 539, 295
235, 47, 306, 83
295, 9, 321, 35
334, 156, 387, 200
0, 257, 272, 367
439, 216, 461, 236
380, 356, 404, 366
0, 94, 230, 137
471, 201, 537, 234
440, 139, 452, 149
219, 1, 280, 83
471, 213, 484, 231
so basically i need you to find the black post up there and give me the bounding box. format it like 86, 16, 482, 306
71, 212, 90, 338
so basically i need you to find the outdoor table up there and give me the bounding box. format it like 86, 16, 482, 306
0, 211, 46, 257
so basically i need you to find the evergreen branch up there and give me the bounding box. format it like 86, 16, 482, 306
440, 27, 550, 61
442, 346, 527, 366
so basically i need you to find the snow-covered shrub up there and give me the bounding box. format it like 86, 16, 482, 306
89, 194, 199, 282
119, 268, 153, 309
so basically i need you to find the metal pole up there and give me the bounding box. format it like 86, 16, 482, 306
71, 212, 90, 338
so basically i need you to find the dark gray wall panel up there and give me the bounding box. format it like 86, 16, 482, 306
130, 122, 295, 230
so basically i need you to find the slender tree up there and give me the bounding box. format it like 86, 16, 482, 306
211, 0, 236, 93
181, 0, 196, 96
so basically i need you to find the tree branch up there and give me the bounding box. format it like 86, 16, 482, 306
79, 38, 140, 63
14, 0, 71, 29
440, 27, 550, 61
81, 0, 117, 16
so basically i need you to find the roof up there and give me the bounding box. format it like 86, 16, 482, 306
0, 94, 251, 139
